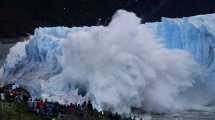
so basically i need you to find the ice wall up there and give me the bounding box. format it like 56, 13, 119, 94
148, 14, 215, 73
0, 10, 214, 114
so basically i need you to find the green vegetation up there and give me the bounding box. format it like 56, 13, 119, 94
0, 101, 132, 120
0, 101, 45, 120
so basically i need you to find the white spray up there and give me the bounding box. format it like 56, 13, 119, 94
0, 10, 206, 114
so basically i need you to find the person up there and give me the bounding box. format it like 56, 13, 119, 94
87, 101, 93, 111
15, 93, 23, 103
36, 99, 41, 114
27, 98, 34, 111
44, 98, 48, 110
0, 93, 5, 101
0, 85, 4, 93
38, 99, 46, 115
34, 98, 38, 112
69, 103, 75, 113
81, 101, 87, 110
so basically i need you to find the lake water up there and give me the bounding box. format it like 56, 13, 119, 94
149, 111, 215, 120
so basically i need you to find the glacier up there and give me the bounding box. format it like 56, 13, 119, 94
0, 10, 214, 114
148, 14, 215, 73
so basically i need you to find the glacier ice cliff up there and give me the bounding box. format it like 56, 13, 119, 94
0, 10, 214, 114
148, 14, 215, 73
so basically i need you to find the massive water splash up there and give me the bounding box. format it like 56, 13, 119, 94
0, 10, 212, 114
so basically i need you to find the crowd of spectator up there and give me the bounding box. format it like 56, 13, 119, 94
0, 84, 138, 120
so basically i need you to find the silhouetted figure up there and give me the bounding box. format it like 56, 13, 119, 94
15, 93, 23, 103
69, 103, 75, 113
87, 101, 93, 111
27, 97, 34, 111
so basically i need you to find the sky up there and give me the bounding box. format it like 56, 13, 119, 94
0, 0, 215, 38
